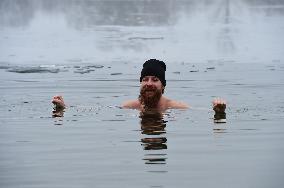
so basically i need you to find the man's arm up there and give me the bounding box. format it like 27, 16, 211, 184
167, 100, 189, 109
122, 100, 141, 109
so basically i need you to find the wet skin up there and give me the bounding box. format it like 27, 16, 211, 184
52, 95, 65, 117
122, 76, 189, 110
51, 83, 227, 120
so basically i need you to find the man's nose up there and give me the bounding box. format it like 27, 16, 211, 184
145, 80, 154, 85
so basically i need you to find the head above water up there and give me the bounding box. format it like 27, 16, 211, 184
140, 59, 166, 87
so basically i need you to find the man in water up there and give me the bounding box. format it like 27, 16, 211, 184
122, 59, 226, 114
52, 59, 226, 120
122, 59, 188, 111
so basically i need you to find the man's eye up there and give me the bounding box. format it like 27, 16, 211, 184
153, 78, 159, 82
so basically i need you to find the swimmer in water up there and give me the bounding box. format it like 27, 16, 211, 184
122, 59, 226, 114
52, 59, 226, 121
122, 59, 188, 111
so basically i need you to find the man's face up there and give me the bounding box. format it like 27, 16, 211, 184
139, 76, 164, 108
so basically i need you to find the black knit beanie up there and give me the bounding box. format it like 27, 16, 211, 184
140, 59, 166, 86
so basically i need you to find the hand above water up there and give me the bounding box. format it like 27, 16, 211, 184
212, 98, 226, 123
212, 98, 226, 113
52, 95, 65, 110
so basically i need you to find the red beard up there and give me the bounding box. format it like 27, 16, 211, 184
139, 85, 162, 109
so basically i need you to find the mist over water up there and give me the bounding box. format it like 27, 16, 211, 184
1, 0, 284, 65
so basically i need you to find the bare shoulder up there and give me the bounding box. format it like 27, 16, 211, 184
122, 99, 141, 109
166, 98, 189, 109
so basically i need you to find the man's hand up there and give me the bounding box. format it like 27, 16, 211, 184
212, 98, 226, 113
212, 98, 226, 123
52, 95, 65, 110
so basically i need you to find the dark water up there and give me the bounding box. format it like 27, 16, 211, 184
1, 0, 284, 188
1, 60, 284, 188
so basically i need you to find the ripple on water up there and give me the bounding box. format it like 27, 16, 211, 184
110, 73, 123, 75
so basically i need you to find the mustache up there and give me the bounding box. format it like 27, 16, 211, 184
141, 85, 157, 91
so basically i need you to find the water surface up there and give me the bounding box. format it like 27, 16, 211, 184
1, 0, 284, 187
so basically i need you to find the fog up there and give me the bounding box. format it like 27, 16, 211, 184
1, 0, 284, 64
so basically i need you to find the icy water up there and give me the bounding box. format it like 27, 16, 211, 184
1, 0, 284, 188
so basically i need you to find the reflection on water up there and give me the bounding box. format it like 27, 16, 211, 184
52, 107, 64, 118
213, 122, 227, 133
139, 111, 168, 165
